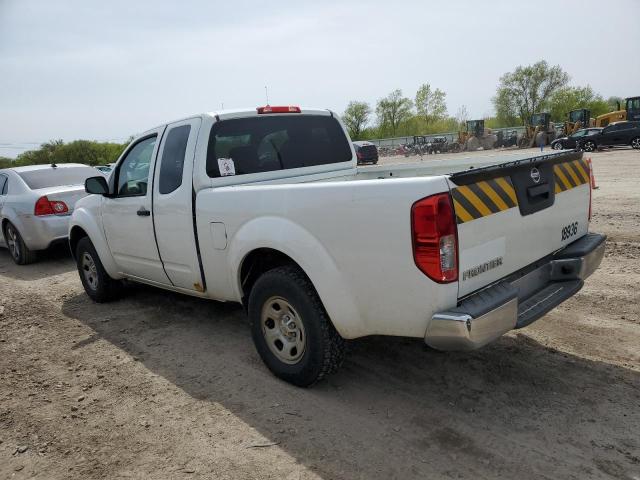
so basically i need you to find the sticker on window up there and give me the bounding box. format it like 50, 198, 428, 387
217, 158, 235, 176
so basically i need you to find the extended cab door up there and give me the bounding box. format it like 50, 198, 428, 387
102, 130, 171, 284
151, 117, 204, 291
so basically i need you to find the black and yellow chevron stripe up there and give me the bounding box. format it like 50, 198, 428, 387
451, 176, 518, 224
554, 158, 590, 193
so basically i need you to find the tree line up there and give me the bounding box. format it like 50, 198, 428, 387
0, 139, 129, 169
343, 60, 624, 141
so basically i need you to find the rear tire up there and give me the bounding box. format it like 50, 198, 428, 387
248, 265, 346, 387
552, 142, 563, 150
3, 222, 37, 265
582, 140, 596, 152
75, 237, 121, 303
631, 137, 640, 150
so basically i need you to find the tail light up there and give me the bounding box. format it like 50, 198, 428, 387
257, 105, 301, 114
411, 193, 458, 283
34, 196, 69, 216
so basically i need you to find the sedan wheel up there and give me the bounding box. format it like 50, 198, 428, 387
631, 137, 640, 150
552, 142, 563, 150
5, 224, 20, 261
582, 141, 596, 152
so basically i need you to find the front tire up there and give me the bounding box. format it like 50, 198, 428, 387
4, 222, 36, 265
552, 142, 563, 150
75, 237, 121, 303
248, 265, 346, 387
631, 137, 640, 150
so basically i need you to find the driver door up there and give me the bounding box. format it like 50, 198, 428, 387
101, 129, 171, 284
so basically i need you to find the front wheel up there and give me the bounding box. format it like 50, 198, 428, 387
582, 140, 596, 152
75, 237, 121, 303
552, 142, 563, 150
248, 265, 346, 387
4, 222, 36, 265
631, 137, 640, 150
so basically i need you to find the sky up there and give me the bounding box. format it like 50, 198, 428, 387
1, 0, 639, 158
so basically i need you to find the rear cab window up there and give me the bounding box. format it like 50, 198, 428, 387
206, 114, 352, 177
17, 166, 96, 190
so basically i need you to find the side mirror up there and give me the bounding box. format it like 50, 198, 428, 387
85, 176, 110, 195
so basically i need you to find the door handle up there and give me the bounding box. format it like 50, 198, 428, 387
137, 207, 151, 217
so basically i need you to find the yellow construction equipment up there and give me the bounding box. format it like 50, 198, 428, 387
450, 120, 497, 152
563, 109, 594, 136
518, 113, 556, 148
595, 96, 640, 127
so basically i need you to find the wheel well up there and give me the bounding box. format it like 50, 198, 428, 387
239, 248, 299, 306
69, 226, 88, 260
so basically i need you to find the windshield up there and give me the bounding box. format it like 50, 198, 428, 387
206, 115, 352, 177
569, 110, 586, 123
18, 166, 96, 190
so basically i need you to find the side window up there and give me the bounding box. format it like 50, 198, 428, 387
116, 136, 157, 196
0, 175, 7, 195
159, 125, 191, 194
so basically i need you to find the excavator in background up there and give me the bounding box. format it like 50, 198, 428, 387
563, 109, 594, 136
595, 96, 640, 127
450, 120, 497, 152
518, 112, 556, 148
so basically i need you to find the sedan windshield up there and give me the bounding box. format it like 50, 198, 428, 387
18, 166, 96, 190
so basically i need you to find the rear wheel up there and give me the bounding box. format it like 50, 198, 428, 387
582, 140, 596, 152
3, 222, 36, 265
631, 137, 640, 149
75, 237, 121, 303
552, 142, 563, 150
248, 265, 346, 387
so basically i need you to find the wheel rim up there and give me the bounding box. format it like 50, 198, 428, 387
6, 225, 19, 260
632, 138, 640, 149
584, 142, 594, 152
81, 252, 99, 291
553, 143, 562, 150
261, 296, 306, 364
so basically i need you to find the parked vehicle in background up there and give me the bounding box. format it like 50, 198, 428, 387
428, 136, 448, 154
0, 163, 96, 264
95, 164, 114, 174
578, 121, 640, 152
551, 127, 602, 150
353, 141, 378, 165
70, 106, 604, 387
495, 130, 518, 148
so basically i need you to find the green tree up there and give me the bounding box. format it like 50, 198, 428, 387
0, 156, 14, 169
606, 96, 624, 111
14, 140, 128, 167
455, 105, 469, 130
548, 86, 610, 122
415, 84, 447, 124
376, 89, 413, 137
493, 60, 569, 125
342, 101, 372, 140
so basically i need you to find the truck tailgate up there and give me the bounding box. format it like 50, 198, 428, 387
449, 151, 591, 297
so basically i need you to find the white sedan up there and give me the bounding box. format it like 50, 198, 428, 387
0, 163, 97, 264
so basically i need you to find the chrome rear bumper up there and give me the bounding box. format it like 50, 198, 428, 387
425, 233, 606, 351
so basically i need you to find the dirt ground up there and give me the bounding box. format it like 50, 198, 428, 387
1, 148, 638, 480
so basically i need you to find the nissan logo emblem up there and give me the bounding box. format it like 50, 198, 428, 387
530, 167, 541, 183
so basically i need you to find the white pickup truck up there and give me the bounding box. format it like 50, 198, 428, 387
69, 105, 605, 386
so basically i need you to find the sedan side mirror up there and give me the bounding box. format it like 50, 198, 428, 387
85, 176, 110, 195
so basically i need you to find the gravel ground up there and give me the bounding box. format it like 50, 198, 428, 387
0, 148, 638, 479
